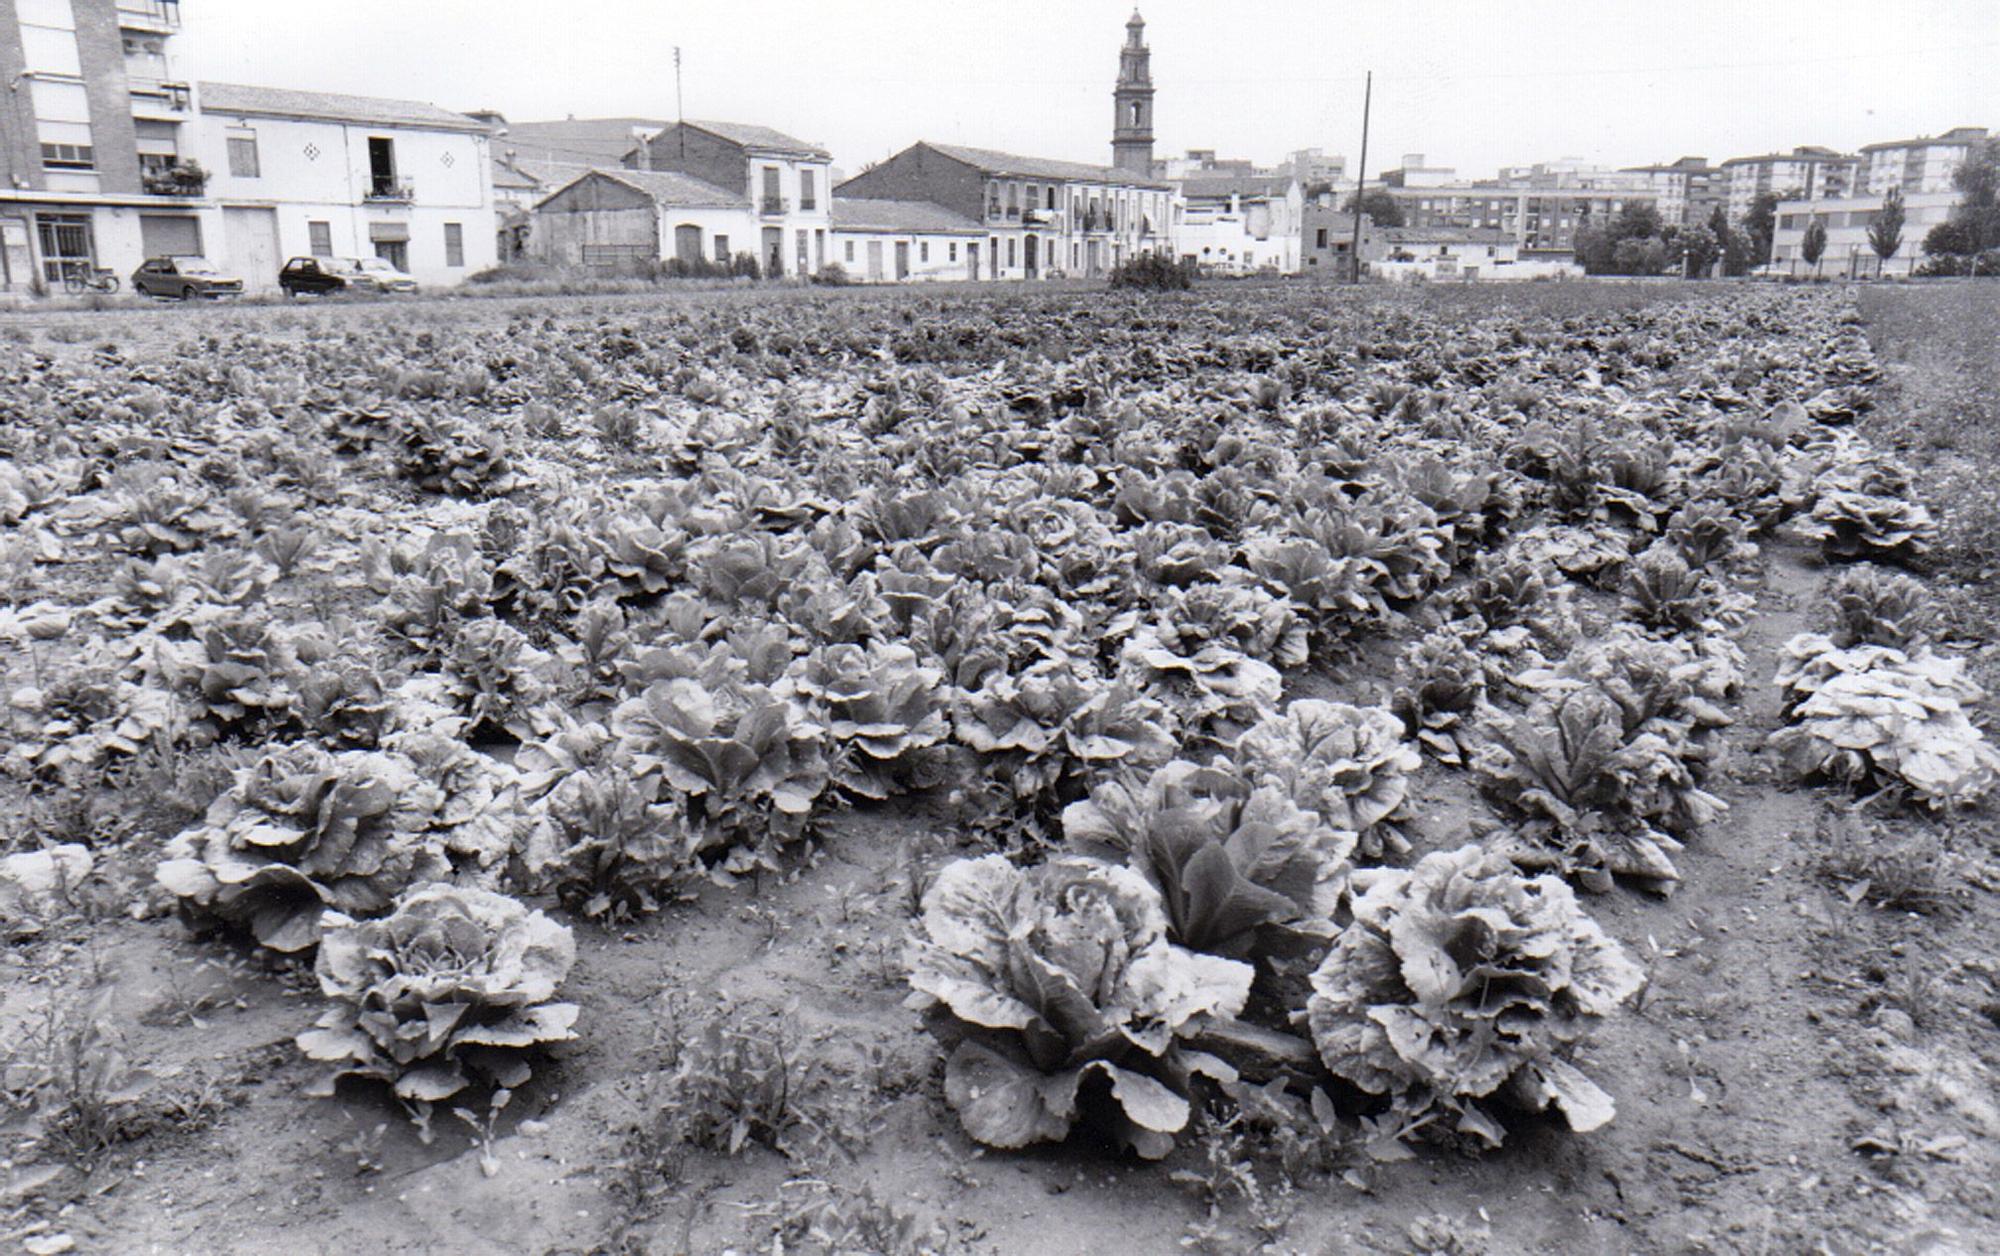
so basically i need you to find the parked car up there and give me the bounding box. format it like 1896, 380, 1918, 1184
279, 256, 420, 297
131, 256, 243, 300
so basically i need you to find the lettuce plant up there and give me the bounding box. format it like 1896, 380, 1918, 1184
1621, 544, 1712, 634
441, 618, 555, 744
611, 676, 829, 874
156, 744, 446, 952
1305, 845, 1643, 1149
522, 764, 695, 918
904, 855, 1253, 1158
1772, 634, 1999, 807
1231, 700, 1420, 858
794, 642, 950, 800
1390, 629, 1488, 765
1062, 761, 1354, 958
1823, 565, 1935, 650
297, 883, 578, 1103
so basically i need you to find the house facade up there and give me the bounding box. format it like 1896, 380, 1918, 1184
829, 197, 983, 282
1770, 189, 1960, 277
626, 121, 833, 278
1382, 183, 1660, 257
1619, 157, 1722, 227
191, 82, 497, 290
836, 141, 1175, 279
1719, 146, 1858, 220
1374, 226, 1577, 282
1857, 127, 1988, 197
1176, 175, 1301, 273
0, 0, 207, 293
529, 168, 750, 270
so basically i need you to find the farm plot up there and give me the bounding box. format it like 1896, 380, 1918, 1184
2, 283, 1998, 1255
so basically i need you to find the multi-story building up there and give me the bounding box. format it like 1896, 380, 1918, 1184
1281, 148, 1346, 186
192, 82, 497, 289
1857, 126, 1988, 196
626, 120, 832, 277
1719, 146, 1857, 220
1159, 149, 1262, 180
1620, 156, 1721, 227
0, 0, 205, 292
837, 142, 1175, 279
1176, 174, 1301, 273
1382, 181, 1661, 256
1111, 10, 1154, 178
1769, 189, 1961, 277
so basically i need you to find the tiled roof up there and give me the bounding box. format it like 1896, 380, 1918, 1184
923, 142, 1170, 188
539, 167, 747, 210
678, 121, 831, 159
491, 161, 541, 190
197, 82, 487, 132
1859, 128, 1987, 152
829, 197, 982, 234
1177, 175, 1293, 200
502, 118, 673, 166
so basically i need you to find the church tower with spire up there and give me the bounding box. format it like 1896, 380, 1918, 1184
1112, 10, 1155, 177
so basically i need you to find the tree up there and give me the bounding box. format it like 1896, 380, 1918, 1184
1743, 192, 1779, 268
1802, 217, 1828, 275
1680, 222, 1720, 277
1341, 189, 1405, 228
1611, 236, 1668, 276
1923, 136, 2000, 258
1867, 186, 1905, 276
1710, 204, 1752, 276
1608, 201, 1664, 243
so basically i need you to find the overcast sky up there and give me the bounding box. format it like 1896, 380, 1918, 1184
186, 0, 1995, 177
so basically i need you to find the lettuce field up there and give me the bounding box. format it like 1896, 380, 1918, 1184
2, 281, 1998, 1255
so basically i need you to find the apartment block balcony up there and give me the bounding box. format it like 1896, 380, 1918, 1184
759, 195, 789, 217
141, 160, 206, 197
365, 179, 415, 203
116, 0, 181, 33
128, 78, 192, 119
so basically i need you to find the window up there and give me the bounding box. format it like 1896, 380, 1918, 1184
920, 241, 929, 263
444, 222, 464, 267
1315, 228, 1328, 248
799, 169, 816, 211
715, 234, 730, 262
844, 240, 854, 263
227, 133, 260, 178
367, 136, 397, 196
36, 212, 92, 285
796, 229, 808, 269
40, 142, 93, 169
308, 221, 332, 256
1005, 237, 1015, 267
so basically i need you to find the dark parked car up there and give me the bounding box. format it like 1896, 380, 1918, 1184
280, 256, 420, 297
131, 256, 243, 300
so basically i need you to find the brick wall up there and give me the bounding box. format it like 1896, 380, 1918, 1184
835, 145, 982, 222
635, 125, 745, 197
75, 0, 140, 194
0, 3, 35, 188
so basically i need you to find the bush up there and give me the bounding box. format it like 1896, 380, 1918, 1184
1913, 250, 2000, 278
812, 262, 853, 287
1109, 253, 1195, 291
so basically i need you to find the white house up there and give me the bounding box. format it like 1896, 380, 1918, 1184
191, 82, 498, 290
1372, 226, 1576, 281
1176, 175, 1302, 273
829, 197, 983, 282
625, 121, 834, 278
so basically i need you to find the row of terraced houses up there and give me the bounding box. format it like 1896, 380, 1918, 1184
0, 1, 1984, 293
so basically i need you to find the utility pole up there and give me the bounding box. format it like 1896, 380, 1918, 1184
1349, 71, 1371, 283
674, 47, 685, 163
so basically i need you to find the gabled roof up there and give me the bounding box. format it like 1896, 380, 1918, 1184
921, 142, 1171, 189
538, 167, 748, 211
829, 197, 982, 234
198, 82, 488, 132
671, 120, 831, 159
491, 161, 542, 191
1178, 175, 1294, 201
501, 118, 674, 166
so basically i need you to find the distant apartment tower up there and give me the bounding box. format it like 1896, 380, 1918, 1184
1719, 146, 1857, 221
1858, 126, 1987, 196
1112, 10, 1154, 177
0, 0, 200, 292
1621, 156, 1721, 227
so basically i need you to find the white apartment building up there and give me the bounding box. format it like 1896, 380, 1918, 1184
1720, 147, 1858, 220
190, 83, 497, 290
1858, 127, 1988, 197
1770, 189, 1961, 277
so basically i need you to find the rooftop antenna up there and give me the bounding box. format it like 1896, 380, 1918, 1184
1350, 70, 1371, 284
674, 47, 686, 162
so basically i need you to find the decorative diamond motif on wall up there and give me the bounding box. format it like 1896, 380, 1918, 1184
303, 143, 321, 161
440, 152, 455, 168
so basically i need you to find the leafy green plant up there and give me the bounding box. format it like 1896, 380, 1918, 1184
903, 854, 1252, 1158
0, 989, 157, 1169
522, 764, 694, 919
1622, 544, 1711, 633
1231, 700, 1420, 858
1305, 845, 1643, 1150
795, 642, 951, 800
1390, 629, 1488, 765
1823, 564, 1935, 649
296, 882, 578, 1105
156, 744, 446, 952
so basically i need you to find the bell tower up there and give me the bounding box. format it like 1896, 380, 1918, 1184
1112, 10, 1155, 177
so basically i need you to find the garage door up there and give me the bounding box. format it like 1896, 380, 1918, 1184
222, 206, 280, 290
140, 214, 201, 258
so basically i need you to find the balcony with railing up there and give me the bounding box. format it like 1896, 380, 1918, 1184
116, 0, 181, 32
128, 78, 192, 118
140, 159, 206, 198
365, 178, 415, 203
759, 195, 789, 217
